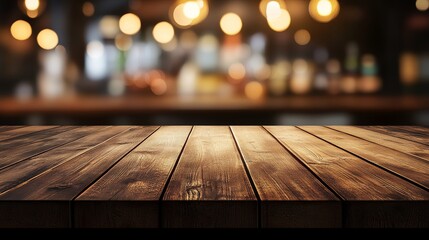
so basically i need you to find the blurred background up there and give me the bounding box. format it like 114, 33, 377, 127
0, 0, 428, 125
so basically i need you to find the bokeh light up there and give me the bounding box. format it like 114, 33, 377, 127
267, 9, 291, 32
25, 0, 40, 11
99, 16, 119, 39
183, 1, 200, 19
245, 81, 264, 100
220, 13, 242, 36
82, 1, 95, 17
416, 0, 429, 11
259, 0, 287, 18
115, 34, 133, 51
228, 63, 246, 83
309, 0, 340, 23
119, 13, 141, 35
171, 0, 209, 28
10, 20, 32, 41
37, 29, 59, 50
153, 21, 175, 44
294, 29, 311, 46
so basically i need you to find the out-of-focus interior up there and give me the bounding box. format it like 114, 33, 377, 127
0, 0, 428, 125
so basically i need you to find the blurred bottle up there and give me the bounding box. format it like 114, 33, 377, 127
290, 59, 313, 95
313, 47, 329, 93
37, 47, 66, 99
341, 42, 359, 94
358, 54, 381, 93
269, 60, 291, 96
399, 52, 419, 86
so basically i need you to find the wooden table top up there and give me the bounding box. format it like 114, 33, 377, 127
0, 126, 428, 228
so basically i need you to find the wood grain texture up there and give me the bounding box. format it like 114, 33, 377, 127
0, 126, 58, 142
310, 126, 429, 189
266, 126, 429, 228
0, 126, 130, 194
330, 126, 429, 161
0, 126, 23, 134
0, 126, 90, 170
162, 126, 257, 228
363, 126, 429, 146
231, 126, 341, 228
0, 126, 158, 228
75, 126, 192, 228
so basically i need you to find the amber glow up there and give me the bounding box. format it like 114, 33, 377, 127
171, 0, 208, 28
309, 0, 340, 23
82, 2, 95, 17
25, 0, 40, 11
267, 9, 291, 32
115, 34, 133, 51
220, 13, 242, 36
119, 13, 141, 35
416, 0, 429, 11
153, 22, 175, 44
245, 82, 264, 100
294, 29, 311, 46
228, 63, 246, 82
37, 29, 59, 50
10, 20, 32, 41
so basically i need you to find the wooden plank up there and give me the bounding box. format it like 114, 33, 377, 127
329, 126, 429, 161
162, 126, 257, 228
0, 126, 130, 194
363, 126, 429, 146
0, 126, 24, 134
309, 126, 429, 189
266, 126, 429, 228
231, 126, 341, 228
0, 126, 58, 142
0, 126, 159, 228
75, 126, 192, 228
0, 126, 89, 170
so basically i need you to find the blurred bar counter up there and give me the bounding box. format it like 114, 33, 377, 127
1, 95, 428, 125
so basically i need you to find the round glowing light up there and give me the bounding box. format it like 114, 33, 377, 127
10, 20, 32, 41
266, 1, 282, 20
183, 1, 200, 19
294, 29, 311, 46
99, 16, 119, 38
25, 0, 40, 11
37, 29, 59, 50
267, 9, 291, 32
153, 21, 175, 44
115, 34, 133, 51
119, 13, 141, 35
259, 0, 287, 18
220, 13, 242, 36
228, 63, 246, 82
317, 0, 333, 16
173, 4, 193, 27
245, 82, 264, 100
151, 78, 168, 96
416, 0, 429, 11
82, 1, 95, 17
309, 0, 340, 23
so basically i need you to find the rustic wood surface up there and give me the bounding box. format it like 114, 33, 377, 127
0, 126, 428, 228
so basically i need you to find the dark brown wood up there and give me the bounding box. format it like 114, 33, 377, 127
266, 126, 429, 228
0, 95, 428, 115
231, 126, 341, 228
0, 126, 130, 194
330, 126, 429, 161
0, 126, 57, 142
363, 126, 429, 146
0, 126, 90, 170
162, 126, 257, 228
0, 126, 158, 228
75, 126, 192, 228
309, 126, 429, 189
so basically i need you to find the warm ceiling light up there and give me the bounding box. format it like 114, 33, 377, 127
267, 8, 291, 32
25, 0, 40, 11
309, 0, 340, 23
153, 21, 175, 44
259, 0, 286, 18
294, 29, 311, 46
220, 13, 242, 36
183, 1, 200, 19
10, 20, 32, 41
416, 0, 429, 11
266, 1, 282, 20
119, 13, 141, 35
37, 29, 59, 50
